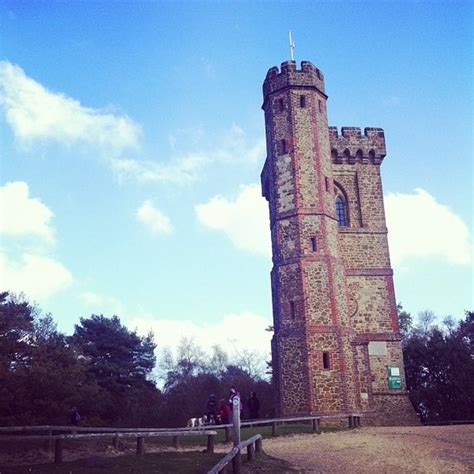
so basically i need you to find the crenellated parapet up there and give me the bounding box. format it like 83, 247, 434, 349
262, 60, 326, 103
329, 127, 386, 165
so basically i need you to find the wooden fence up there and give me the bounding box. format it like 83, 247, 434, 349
0, 410, 363, 468
0, 429, 217, 464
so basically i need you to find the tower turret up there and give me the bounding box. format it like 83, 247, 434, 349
261, 61, 358, 415
261, 60, 418, 424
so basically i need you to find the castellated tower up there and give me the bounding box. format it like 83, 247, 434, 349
260, 60, 417, 425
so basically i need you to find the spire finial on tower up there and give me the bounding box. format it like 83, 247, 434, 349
288, 30, 295, 61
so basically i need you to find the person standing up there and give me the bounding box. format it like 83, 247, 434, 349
247, 392, 260, 419
204, 394, 218, 424
228, 387, 243, 414
218, 398, 231, 424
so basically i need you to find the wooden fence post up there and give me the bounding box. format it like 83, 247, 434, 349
271, 421, 277, 436
255, 437, 263, 453
54, 438, 63, 464
44, 430, 53, 451
225, 426, 231, 442
173, 435, 180, 449
136, 436, 145, 455
232, 396, 241, 473
315, 418, 321, 434
113, 433, 120, 449
232, 396, 241, 447
207, 434, 215, 453
247, 442, 255, 461
232, 452, 242, 474
348, 416, 354, 428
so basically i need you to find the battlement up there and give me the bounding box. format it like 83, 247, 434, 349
263, 60, 326, 99
329, 127, 386, 165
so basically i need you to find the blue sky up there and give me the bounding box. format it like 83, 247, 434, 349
0, 1, 472, 366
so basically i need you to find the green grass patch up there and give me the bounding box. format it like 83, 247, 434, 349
0, 451, 300, 474
145, 422, 344, 448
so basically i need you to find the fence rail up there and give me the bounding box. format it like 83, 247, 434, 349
0, 412, 363, 467
0, 430, 217, 464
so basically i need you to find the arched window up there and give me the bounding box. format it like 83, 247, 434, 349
336, 195, 348, 227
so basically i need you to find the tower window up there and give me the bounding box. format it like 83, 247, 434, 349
323, 352, 330, 369
281, 139, 287, 154
300, 95, 306, 108
318, 100, 322, 112
310, 237, 317, 252
336, 195, 348, 227
290, 301, 296, 319
325, 177, 330, 192
278, 98, 284, 111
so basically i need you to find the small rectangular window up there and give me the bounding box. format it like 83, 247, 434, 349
310, 237, 317, 252
325, 177, 329, 192
279, 98, 284, 111
300, 95, 306, 108
318, 100, 322, 113
290, 301, 296, 319
323, 352, 330, 369
281, 139, 287, 154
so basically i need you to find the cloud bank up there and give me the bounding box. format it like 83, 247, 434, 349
128, 311, 272, 362
0, 181, 55, 243
385, 188, 471, 265
0, 61, 140, 152
195, 184, 270, 257
195, 184, 471, 267
0, 181, 73, 300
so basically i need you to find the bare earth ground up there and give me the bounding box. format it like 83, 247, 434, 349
258, 426, 474, 473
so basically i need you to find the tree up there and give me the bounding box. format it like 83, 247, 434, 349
0, 293, 103, 425
0, 292, 35, 379
402, 310, 474, 422
69, 315, 160, 425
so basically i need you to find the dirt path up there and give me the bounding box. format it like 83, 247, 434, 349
262, 425, 474, 473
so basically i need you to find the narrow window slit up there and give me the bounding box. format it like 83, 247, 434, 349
323, 352, 330, 369
281, 139, 287, 154
310, 237, 317, 252
300, 95, 306, 108
290, 301, 296, 319
278, 98, 284, 111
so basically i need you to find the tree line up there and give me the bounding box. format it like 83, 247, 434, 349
0, 292, 273, 427
1, 291, 472, 426
399, 305, 474, 422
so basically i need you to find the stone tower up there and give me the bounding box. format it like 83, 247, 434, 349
261, 60, 417, 425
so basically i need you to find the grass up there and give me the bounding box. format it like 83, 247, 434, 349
0, 451, 299, 474
145, 422, 344, 448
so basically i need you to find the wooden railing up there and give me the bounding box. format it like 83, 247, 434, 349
0, 429, 217, 464
0, 412, 363, 467
207, 434, 262, 474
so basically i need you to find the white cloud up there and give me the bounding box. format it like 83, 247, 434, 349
112, 126, 266, 185
111, 154, 209, 185
128, 311, 272, 362
195, 183, 270, 257
80, 291, 125, 316
0, 181, 55, 243
0, 253, 73, 300
0, 61, 140, 152
385, 188, 471, 265
136, 200, 173, 235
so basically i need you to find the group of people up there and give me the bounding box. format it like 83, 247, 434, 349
203, 388, 260, 425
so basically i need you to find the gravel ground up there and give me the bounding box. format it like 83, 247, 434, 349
261, 425, 474, 473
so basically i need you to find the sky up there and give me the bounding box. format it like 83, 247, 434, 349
0, 1, 472, 369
